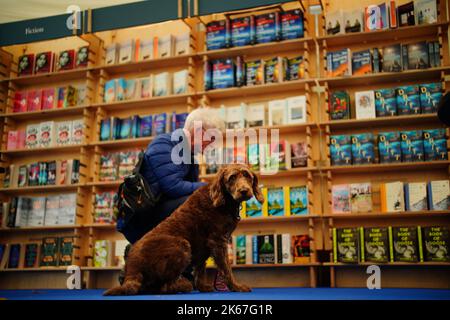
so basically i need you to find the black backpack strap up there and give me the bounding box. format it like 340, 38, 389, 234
132, 150, 145, 175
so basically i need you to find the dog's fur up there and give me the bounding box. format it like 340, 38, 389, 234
104, 164, 264, 295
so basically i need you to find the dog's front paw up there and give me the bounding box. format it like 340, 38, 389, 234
230, 283, 252, 292
197, 284, 215, 292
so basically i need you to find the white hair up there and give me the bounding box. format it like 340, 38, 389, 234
184, 107, 226, 132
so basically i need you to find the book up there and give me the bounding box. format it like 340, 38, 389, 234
71, 119, 84, 145
378, 131, 402, 163
71, 159, 80, 184
287, 56, 305, 80
270, 140, 291, 171
139, 39, 154, 61
56, 121, 72, 146
34, 52, 53, 74
206, 20, 230, 50
275, 234, 292, 263
58, 237, 74, 266
281, 9, 304, 40
7, 244, 21, 268
204, 60, 212, 90
231, 16, 255, 47
41, 88, 56, 110
105, 44, 118, 65
396, 85, 420, 115
285, 186, 308, 215
329, 91, 350, 120
140, 115, 152, 137
158, 35, 174, 58
119, 117, 132, 139
364, 5, 380, 31
118, 151, 139, 179
57, 49, 75, 71
292, 235, 310, 263
25, 124, 40, 149
18, 54, 35, 76
330, 135, 352, 166
27, 90, 42, 112
235, 56, 245, 87
380, 181, 405, 212
13, 91, 28, 113
355, 90, 376, 119
247, 144, 259, 171
344, 9, 363, 33
382, 44, 402, 72
24, 243, 39, 268
423, 129, 447, 161
59, 193, 77, 225
139, 76, 153, 98
291, 142, 307, 168
245, 59, 264, 86
427, 180, 449, 210
268, 99, 287, 126
104, 80, 116, 102
99, 153, 119, 182
28, 197, 46, 227
333, 227, 361, 263
18, 165, 28, 187
257, 235, 275, 264
153, 113, 167, 135
404, 182, 428, 211
332, 184, 351, 213
56, 87, 67, 108
40, 237, 59, 266
264, 57, 286, 84
351, 133, 375, 164
400, 130, 424, 162
372, 47, 381, 72
391, 226, 421, 262
398, 1, 415, 26
47, 161, 56, 185
245, 196, 263, 218
153, 72, 171, 96
119, 40, 134, 64
286, 95, 307, 124
114, 240, 129, 267
38, 121, 55, 148
350, 183, 372, 213
363, 227, 390, 263
415, 0, 437, 25
420, 83, 442, 114
255, 12, 280, 44
15, 197, 30, 227
44, 195, 60, 226
75, 46, 89, 68
94, 240, 113, 267
7, 131, 18, 150
266, 187, 285, 217
389, 0, 398, 28
328, 49, 352, 77
7, 198, 18, 228
100, 118, 111, 141
115, 78, 126, 101
325, 10, 344, 35
124, 79, 137, 100
226, 105, 246, 129
422, 226, 449, 262
175, 33, 191, 55
246, 104, 265, 127
375, 88, 397, 117
173, 69, 188, 95
407, 42, 429, 69
235, 235, 246, 264
352, 49, 372, 75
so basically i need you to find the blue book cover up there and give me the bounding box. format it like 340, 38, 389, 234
255, 12, 280, 44
173, 112, 188, 131
401, 130, 424, 162
423, 129, 447, 161
382, 44, 402, 72
103, 80, 116, 102
131, 115, 140, 138
290, 186, 308, 215
100, 118, 111, 141
8, 244, 21, 268
246, 59, 264, 86
252, 235, 259, 264
331, 49, 351, 76
206, 20, 230, 50
246, 196, 263, 217
352, 49, 372, 75
231, 16, 255, 47
281, 9, 304, 40
139, 115, 152, 137
396, 85, 420, 115
267, 187, 285, 216
111, 117, 121, 140
115, 78, 127, 101
204, 60, 212, 91
212, 58, 235, 89
378, 131, 401, 163
153, 113, 167, 136
420, 83, 442, 114
375, 88, 397, 117
351, 133, 375, 165
119, 117, 132, 139
407, 42, 429, 70
287, 55, 304, 80
330, 135, 352, 166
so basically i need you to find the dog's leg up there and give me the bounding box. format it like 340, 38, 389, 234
211, 243, 251, 292
160, 276, 193, 294
103, 273, 143, 296
194, 262, 214, 292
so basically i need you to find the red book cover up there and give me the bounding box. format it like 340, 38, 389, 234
34, 52, 53, 74
7, 131, 18, 150
18, 130, 26, 149
41, 88, 56, 110
57, 49, 75, 71
389, 0, 398, 28
27, 90, 42, 112
17, 54, 35, 76
13, 91, 28, 113
75, 46, 89, 68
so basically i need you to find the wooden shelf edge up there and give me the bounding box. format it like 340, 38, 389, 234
323, 161, 450, 173
324, 262, 450, 267
0, 225, 81, 232
320, 114, 440, 129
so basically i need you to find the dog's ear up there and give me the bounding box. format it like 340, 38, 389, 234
251, 171, 265, 204
210, 168, 226, 207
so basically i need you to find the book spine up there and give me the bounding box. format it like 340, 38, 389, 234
252, 235, 258, 264
401, 44, 408, 71
359, 227, 365, 263
417, 226, 424, 262
372, 48, 379, 73
332, 228, 337, 263
283, 186, 290, 216
388, 226, 394, 262
428, 42, 435, 68
276, 234, 282, 264
389, 0, 397, 28
380, 183, 386, 212
240, 201, 246, 219
262, 188, 268, 217
427, 182, 433, 210
404, 183, 410, 211
434, 42, 440, 67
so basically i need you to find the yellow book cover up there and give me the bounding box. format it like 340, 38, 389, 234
262, 187, 268, 217
206, 256, 215, 267
240, 201, 246, 219
284, 186, 291, 216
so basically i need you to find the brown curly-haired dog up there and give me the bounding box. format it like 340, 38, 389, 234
104, 164, 264, 295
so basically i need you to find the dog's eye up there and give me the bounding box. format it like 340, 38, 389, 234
229, 174, 236, 181
242, 171, 251, 178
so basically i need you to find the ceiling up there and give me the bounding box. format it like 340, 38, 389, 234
0, 0, 144, 24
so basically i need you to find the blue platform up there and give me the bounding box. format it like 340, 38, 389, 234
1, 288, 450, 300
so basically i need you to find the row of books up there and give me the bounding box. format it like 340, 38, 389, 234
329, 82, 442, 120
333, 225, 449, 263
204, 55, 304, 90
99, 150, 141, 182
232, 234, 310, 265
1, 194, 77, 228
217, 96, 307, 129
105, 33, 191, 65
93, 240, 129, 267
327, 41, 440, 77
242, 185, 309, 218
332, 179, 449, 214
17, 46, 88, 77
0, 237, 75, 269
13, 85, 86, 113
93, 192, 117, 224
2, 159, 81, 189
100, 112, 188, 141
326, 0, 438, 35
7, 119, 84, 151
206, 9, 304, 51
104, 70, 188, 102
330, 129, 448, 166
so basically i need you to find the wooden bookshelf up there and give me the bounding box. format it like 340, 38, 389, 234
0, 183, 84, 194
0, 105, 90, 120
0, 225, 82, 232
323, 211, 450, 219
200, 167, 317, 180
1, 144, 86, 157
324, 262, 450, 267
209, 263, 321, 269
0, 267, 70, 272
240, 215, 320, 224
89, 137, 153, 149
7, 68, 92, 86
322, 161, 450, 173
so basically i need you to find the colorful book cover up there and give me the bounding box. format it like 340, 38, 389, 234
40, 237, 59, 266
378, 131, 402, 163
56, 121, 72, 146
245, 59, 264, 86
71, 119, 84, 145
153, 113, 167, 135
25, 124, 40, 149
100, 118, 111, 141
380, 181, 405, 212
24, 243, 39, 268
269, 140, 291, 171
118, 151, 139, 179
330, 134, 352, 166
287, 186, 308, 215
351, 133, 375, 165
103, 80, 116, 103
363, 227, 389, 263
423, 129, 447, 161
17, 54, 35, 76
27, 90, 42, 112
58, 237, 73, 266
56, 86, 67, 108
400, 130, 424, 162
281, 9, 304, 40
420, 83, 442, 114
203, 60, 212, 91
332, 184, 351, 214
422, 226, 449, 262
247, 144, 259, 171
231, 16, 255, 47
382, 44, 402, 72
264, 57, 286, 84
257, 235, 275, 264
329, 91, 350, 120
99, 153, 119, 182
75, 46, 89, 68
287, 55, 305, 80
173, 69, 188, 94
391, 226, 421, 262
375, 88, 397, 117
28, 197, 46, 227
245, 196, 263, 218
59, 193, 77, 225
13, 91, 28, 113
41, 88, 55, 110
139, 76, 152, 98
34, 51, 53, 74
291, 235, 310, 263
7, 131, 18, 150
206, 20, 231, 50
39, 121, 55, 148
119, 117, 132, 139
94, 240, 110, 267
355, 90, 376, 119
212, 58, 235, 89
139, 115, 152, 137
291, 142, 308, 168
235, 235, 247, 264
267, 187, 285, 217
352, 49, 372, 75
407, 41, 429, 69
329, 48, 351, 77
405, 182, 428, 211
333, 227, 361, 263
57, 49, 75, 71
350, 183, 372, 213
427, 180, 449, 210
47, 161, 56, 185
18, 165, 28, 187
255, 12, 280, 44
398, 1, 415, 26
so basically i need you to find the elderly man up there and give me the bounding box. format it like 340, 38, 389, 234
117, 107, 226, 287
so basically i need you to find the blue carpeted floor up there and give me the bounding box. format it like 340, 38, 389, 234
0, 288, 450, 300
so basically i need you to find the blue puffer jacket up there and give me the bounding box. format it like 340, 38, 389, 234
141, 133, 206, 199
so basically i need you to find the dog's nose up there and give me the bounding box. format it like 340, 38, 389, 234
239, 188, 251, 197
